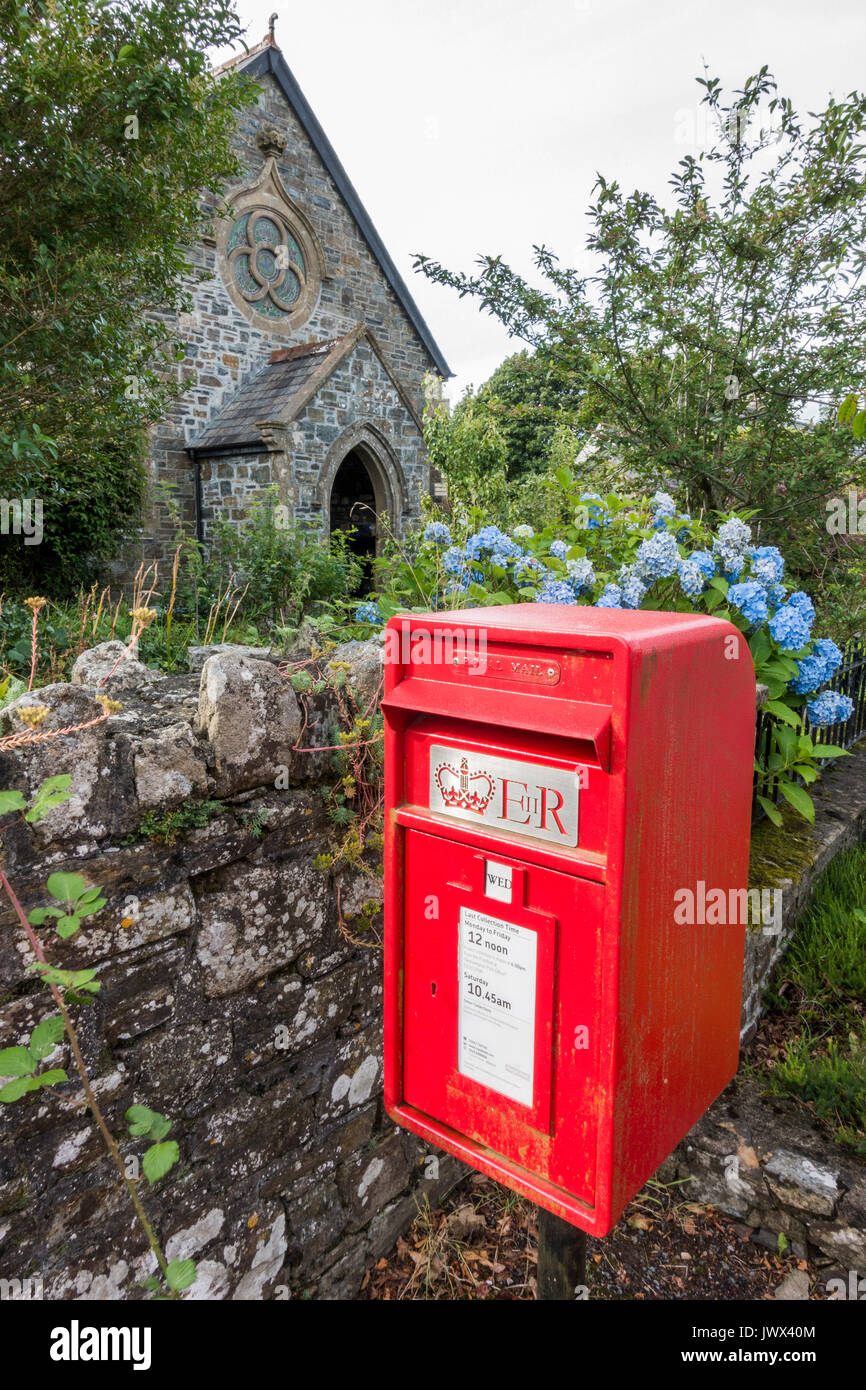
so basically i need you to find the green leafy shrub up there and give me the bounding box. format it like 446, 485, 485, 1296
198, 489, 364, 630
357, 476, 853, 823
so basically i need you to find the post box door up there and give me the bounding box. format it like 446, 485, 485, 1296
402, 829, 602, 1205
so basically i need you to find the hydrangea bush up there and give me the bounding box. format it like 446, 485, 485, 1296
353, 477, 855, 824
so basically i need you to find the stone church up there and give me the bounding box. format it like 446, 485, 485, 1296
144, 28, 451, 566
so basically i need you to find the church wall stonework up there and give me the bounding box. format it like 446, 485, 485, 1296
196, 341, 424, 543
291, 340, 423, 528
141, 65, 441, 566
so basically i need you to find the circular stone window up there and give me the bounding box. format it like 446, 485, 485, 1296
217, 162, 324, 334
227, 210, 307, 320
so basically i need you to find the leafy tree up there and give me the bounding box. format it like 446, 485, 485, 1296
415, 67, 866, 579
0, 0, 254, 593
422, 377, 508, 514
456, 349, 586, 480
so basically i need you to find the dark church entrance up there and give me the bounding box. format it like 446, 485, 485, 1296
329, 448, 378, 590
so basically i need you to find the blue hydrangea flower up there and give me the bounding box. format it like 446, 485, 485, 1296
579, 493, 607, 529
790, 639, 844, 694
549, 539, 568, 561
790, 654, 824, 695
720, 553, 747, 581
465, 526, 506, 560
812, 638, 844, 679
678, 558, 706, 599
713, 518, 752, 576
512, 524, 534, 542
727, 580, 769, 626
621, 574, 648, 608
566, 557, 595, 594
444, 574, 470, 595
354, 601, 381, 624
749, 545, 784, 585
651, 490, 677, 516
634, 531, 680, 580
514, 556, 548, 587
715, 517, 752, 551
650, 491, 678, 529
595, 583, 623, 608
806, 690, 854, 727
490, 538, 523, 566
423, 521, 451, 546
787, 591, 816, 625
769, 602, 812, 651
442, 545, 466, 575
764, 582, 788, 609
688, 549, 716, 579
537, 579, 578, 605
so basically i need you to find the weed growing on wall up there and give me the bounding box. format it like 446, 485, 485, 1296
0, 777, 195, 1297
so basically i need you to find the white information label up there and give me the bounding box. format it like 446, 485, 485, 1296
484, 860, 513, 903
458, 906, 537, 1107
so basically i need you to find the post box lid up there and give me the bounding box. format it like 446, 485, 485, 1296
382, 604, 736, 761
386, 603, 727, 647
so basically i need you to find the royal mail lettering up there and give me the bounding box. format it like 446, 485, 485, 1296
428, 744, 579, 847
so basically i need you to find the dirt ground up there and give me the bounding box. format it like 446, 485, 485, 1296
360, 1170, 838, 1301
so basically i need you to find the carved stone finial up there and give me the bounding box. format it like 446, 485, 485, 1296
256, 123, 286, 158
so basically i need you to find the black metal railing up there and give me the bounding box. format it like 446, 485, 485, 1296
752, 637, 866, 822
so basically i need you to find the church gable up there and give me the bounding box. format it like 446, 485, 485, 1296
290, 330, 425, 532
234, 42, 450, 379
145, 33, 447, 567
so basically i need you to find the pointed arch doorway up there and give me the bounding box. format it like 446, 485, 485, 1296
329, 448, 378, 580
323, 424, 407, 594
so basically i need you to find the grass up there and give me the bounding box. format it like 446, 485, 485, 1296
0, 568, 267, 691
760, 841, 866, 1155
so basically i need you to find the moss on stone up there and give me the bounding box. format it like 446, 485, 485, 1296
749, 803, 816, 890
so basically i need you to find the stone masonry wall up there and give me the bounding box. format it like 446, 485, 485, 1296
196, 339, 427, 543
0, 642, 460, 1300
197, 450, 275, 540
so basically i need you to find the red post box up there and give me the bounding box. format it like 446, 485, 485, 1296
383, 604, 756, 1236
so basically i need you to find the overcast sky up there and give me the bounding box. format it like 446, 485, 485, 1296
219, 1, 866, 401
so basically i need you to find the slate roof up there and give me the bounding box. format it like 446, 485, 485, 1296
215, 37, 452, 379
191, 338, 342, 453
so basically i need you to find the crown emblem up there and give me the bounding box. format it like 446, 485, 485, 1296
435, 756, 495, 814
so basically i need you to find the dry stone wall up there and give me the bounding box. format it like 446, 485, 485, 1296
0, 642, 460, 1301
